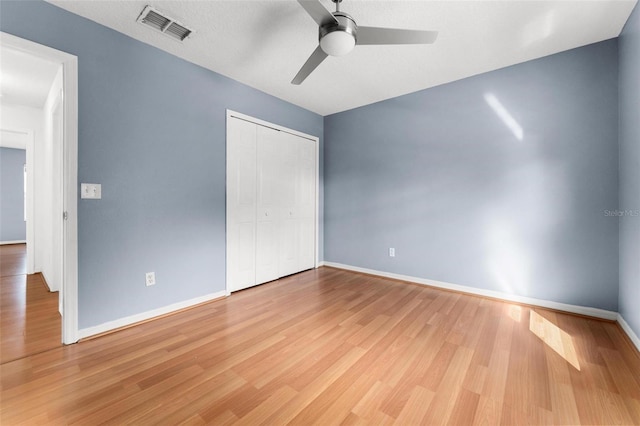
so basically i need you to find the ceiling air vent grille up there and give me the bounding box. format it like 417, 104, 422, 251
136, 5, 193, 42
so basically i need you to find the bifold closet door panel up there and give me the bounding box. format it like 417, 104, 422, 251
298, 138, 316, 271
227, 118, 257, 292
278, 133, 302, 277
256, 126, 283, 285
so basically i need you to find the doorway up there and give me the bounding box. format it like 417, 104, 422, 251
0, 32, 79, 345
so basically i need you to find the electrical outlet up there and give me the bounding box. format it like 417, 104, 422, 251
389, 247, 395, 257
81, 183, 102, 199
145, 272, 156, 286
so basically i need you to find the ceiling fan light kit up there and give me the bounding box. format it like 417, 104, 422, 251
319, 12, 357, 56
293, 0, 438, 85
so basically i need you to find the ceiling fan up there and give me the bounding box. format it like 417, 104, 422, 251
292, 0, 438, 85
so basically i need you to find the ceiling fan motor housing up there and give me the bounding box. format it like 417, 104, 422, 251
319, 12, 357, 56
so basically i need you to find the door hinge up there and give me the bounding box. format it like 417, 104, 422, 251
63, 211, 68, 220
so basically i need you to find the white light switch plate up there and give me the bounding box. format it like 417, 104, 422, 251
81, 183, 102, 199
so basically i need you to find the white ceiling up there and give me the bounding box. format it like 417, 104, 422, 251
0, 46, 61, 108
47, 0, 636, 116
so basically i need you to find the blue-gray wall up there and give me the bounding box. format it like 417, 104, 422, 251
324, 40, 620, 311
619, 3, 640, 339
0, 147, 26, 242
0, 1, 323, 329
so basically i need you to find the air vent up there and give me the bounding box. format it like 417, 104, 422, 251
136, 5, 193, 42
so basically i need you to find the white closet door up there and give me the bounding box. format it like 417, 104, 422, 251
297, 137, 316, 271
227, 118, 257, 292
278, 132, 301, 277
255, 126, 282, 284
227, 112, 317, 293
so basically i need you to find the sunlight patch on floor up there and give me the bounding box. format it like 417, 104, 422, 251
508, 305, 522, 322
529, 310, 580, 370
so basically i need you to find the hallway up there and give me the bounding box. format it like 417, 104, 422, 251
0, 243, 60, 364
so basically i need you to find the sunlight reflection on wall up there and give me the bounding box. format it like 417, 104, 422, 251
486, 220, 531, 295
484, 93, 523, 141
482, 90, 570, 299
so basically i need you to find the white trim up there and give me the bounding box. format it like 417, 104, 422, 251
77, 291, 227, 339
1, 32, 79, 345
227, 110, 318, 142
26, 129, 35, 274
0, 240, 27, 245
62, 53, 79, 344
225, 110, 321, 294
0, 128, 29, 150
40, 270, 53, 292
323, 262, 619, 321
617, 314, 640, 352
314, 126, 320, 269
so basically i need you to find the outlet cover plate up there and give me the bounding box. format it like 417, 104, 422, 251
145, 272, 156, 286
81, 183, 102, 199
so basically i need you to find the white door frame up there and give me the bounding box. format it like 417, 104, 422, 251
225, 110, 320, 295
26, 129, 35, 274
1, 32, 79, 344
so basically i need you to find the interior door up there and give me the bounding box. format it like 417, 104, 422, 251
227, 118, 257, 291
52, 95, 65, 312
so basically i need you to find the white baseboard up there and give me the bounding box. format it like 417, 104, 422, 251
40, 270, 57, 292
0, 240, 26, 245
617, 314, 640, 352
78, 291, 227, 340
322, 262, 619, 321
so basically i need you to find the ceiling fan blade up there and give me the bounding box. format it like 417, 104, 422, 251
292, 45, 328, 85
296, 0, 338, 27
357, 27, 438, 45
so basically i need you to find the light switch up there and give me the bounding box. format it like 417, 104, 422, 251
81, 183, 102, 199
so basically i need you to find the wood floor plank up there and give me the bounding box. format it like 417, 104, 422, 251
393, 385, 435, 425
312, 372, 378, 425
233, 385, 298, 426
421, 344, 475, 424
133, 369, 248, 424
0, 244, 61, 365
1, 265, 639, 424
448, 388, 481, 425
472, 395, 503, 425
351, 380, 393, 421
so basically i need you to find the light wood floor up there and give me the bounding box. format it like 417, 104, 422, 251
1, 266, 639, 425
0, 244, 61, 364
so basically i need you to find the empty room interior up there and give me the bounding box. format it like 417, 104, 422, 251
0, 0, 639, 424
